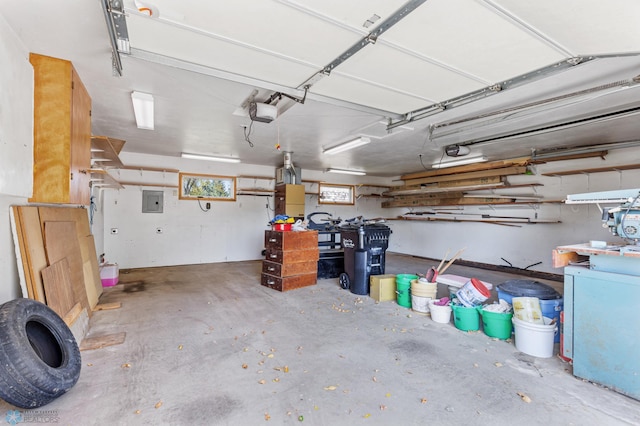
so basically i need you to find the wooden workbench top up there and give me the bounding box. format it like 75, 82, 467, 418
552, 243, 640, 268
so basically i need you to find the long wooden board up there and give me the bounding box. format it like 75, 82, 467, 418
16, 207, 47, 303
78, 234, 103, 308
41, 258, 76, 318
402, 166, 527, 187
43, 221, 91, 316
400, 156, 531, 180
10, 206, 34, 299
80, 332, 126, 351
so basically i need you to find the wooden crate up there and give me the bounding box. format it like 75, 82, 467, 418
260, 272, 317, 292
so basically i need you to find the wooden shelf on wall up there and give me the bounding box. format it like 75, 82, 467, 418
118, 165, 180, 174
91, 136, 124, 169
89, 169, 123, 189
542, 163, 640, 177
237, 188, 275, 196
238, 175, 275, 180
119, 181, 178, 189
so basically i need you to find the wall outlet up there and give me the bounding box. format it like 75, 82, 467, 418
110, 228, 118, 234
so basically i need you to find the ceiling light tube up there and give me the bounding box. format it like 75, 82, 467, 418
327, 168, 366, 176
181, 153, 241, 163
323, 137, 371, 155
432, 156, 487, 169
131, 91, 154, 130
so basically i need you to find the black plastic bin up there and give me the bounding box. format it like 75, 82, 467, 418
339, 223, 392, 295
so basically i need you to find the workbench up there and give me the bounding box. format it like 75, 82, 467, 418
553, 243, 640, 401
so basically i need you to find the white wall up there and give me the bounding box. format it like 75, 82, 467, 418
103, 150, 640, 274
0, 13, 33, 303
102, 153, 393, 268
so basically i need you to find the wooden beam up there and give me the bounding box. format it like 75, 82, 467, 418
403, 166, 527, 186
400, 156, 530, 180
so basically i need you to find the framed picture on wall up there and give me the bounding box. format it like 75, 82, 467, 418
179, 172, 236, 201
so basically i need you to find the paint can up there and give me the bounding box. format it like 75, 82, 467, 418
455, 278, 490, 307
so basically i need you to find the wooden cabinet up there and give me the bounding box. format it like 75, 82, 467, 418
261, 230, 318, 291
275, 184, 305, 218
30, 53, 92, 205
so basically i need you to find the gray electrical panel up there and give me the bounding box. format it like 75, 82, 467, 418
142, 190, 164, 213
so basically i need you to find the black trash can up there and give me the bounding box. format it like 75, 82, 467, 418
339, 223, 392, 295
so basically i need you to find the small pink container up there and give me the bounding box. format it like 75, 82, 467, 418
100, 264, 119, 287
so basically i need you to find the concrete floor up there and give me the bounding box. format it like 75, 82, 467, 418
2, 253, 638, 425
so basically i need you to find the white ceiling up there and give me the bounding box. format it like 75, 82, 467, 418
2, 0, 640, 176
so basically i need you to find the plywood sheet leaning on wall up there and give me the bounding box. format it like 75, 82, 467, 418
10, 206, 47, 302
78, 234, 103, 308
41, 258, 76, 318
43, 221, 91, 316
38, 206, 102, 307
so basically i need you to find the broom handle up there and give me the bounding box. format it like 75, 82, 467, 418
436, 248, 450, 272
438, 247, 466, 275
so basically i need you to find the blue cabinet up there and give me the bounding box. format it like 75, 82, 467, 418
564, 265, 640, 400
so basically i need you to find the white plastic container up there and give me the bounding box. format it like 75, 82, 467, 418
100, 263, 119, 287
428, 300, 452, 324
411, 294, 433, 314
512, 316, 557, 358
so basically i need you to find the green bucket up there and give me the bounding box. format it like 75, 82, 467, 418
480, 309, 513, 340
396, 274, 418, 308
451, 303, 480, 331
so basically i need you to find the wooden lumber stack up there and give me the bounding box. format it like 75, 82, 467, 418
382, 157, 536, 208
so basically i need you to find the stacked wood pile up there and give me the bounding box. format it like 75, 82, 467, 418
382, 157, 534, 208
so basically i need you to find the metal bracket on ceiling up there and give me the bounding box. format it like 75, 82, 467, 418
319, 0, 426, 77
387, 55, 605, 130
266, 85, 309, 106
101, 0, 130, 77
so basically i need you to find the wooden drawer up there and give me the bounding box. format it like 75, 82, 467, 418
260, 272, 317, 292
265, 230, 317, 250
265, 248, 319, 264
262, 260, 317, 277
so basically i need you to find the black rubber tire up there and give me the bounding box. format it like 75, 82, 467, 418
0, 298, 81, 408
339, 272, 350, 290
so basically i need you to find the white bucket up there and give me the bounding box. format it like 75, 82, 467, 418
455, 278, 490, 307
411, 294, 432, 314
512, 316, 557, 358
428, 300, 452, 324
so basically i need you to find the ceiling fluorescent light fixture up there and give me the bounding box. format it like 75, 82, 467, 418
181, 153, 241, 163
327, 168, 366, 176
323, 137, 371, 155
131, 91, 154, 130
432, 156, 487, 169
